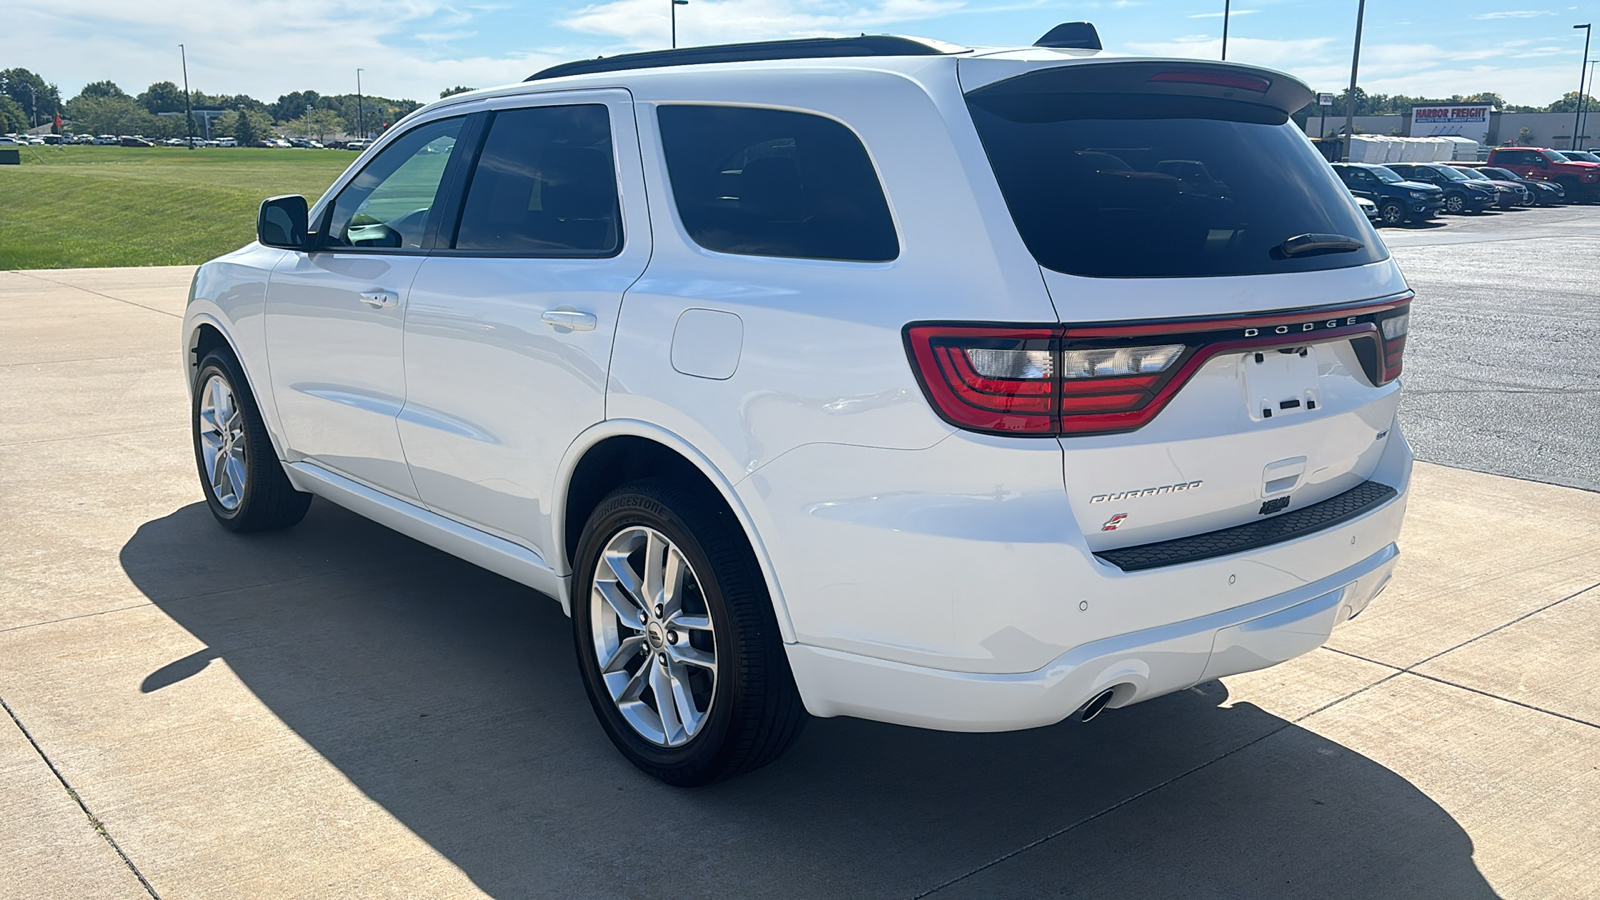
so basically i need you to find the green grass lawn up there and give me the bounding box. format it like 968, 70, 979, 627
0, 146, 354, 269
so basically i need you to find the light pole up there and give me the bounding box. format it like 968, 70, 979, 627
1582, 57, 1598, 150
180, 43, 194, 149
1221, 0, 1231, 61
1343, 0, 1367, 161
1576, 25, 1592, 151
671, 0, 688, 49
356, 69, 364, 140
27, 84, 36, 129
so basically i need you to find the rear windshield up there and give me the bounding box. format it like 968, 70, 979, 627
966, 79, 1385, 278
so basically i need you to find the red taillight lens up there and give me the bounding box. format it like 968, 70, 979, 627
906, 297, 1412, 437
1149, 69, 1272, 92
905, 326, 1188, 436
906, 326, 1057, 434
1377, 309, 1409, 382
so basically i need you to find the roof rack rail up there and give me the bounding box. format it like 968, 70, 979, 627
526, 35, 963, 82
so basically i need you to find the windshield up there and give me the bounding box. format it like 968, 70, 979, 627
1479, 167, 1517, 180
1544, 151, 1571, 162
965, 82, 1384, 277
1370, 166, 1405, 183
1433, 166, 1474, 182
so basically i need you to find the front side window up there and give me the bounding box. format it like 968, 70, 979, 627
657, 105, 899, 262
966, 71, 1384, 278
324, 117, 464, 250
452, 104, 621, 255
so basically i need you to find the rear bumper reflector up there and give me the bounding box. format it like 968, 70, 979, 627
1095, 480, 1399, 572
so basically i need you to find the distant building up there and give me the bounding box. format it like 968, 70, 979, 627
1304, 109, 1595, 150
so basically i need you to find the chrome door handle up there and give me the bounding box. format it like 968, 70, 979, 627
359, 290, 398, 309
541, 309, 597, 332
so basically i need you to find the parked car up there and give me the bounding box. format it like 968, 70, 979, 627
1386, 163, 1497, 213
1560, 150, 1600, 164
42, 134, 63, 145
119, 136, 155, 147
1485, 147, 1600, 202
91, 134, 118, 145
1442, 163, 1531, 207
1356, 195, 1380, 222
1331, 162, 1445, 224
185, 30, 1413, 785
1473, 166, 1566, 206
215, 137, 239, 147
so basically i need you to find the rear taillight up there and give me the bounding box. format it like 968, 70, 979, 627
906, 298, 1411, 437
907, 326, 1057, 433
1378, 309, 1408, 380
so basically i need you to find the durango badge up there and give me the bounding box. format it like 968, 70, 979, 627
1091, 481, 1203, 504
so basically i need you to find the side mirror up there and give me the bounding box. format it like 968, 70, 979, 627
258, 195, 309, 249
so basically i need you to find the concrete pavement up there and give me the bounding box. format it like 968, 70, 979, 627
1, 264, 1598, 899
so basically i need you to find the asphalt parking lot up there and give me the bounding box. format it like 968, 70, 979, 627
2, 207, 1599, 899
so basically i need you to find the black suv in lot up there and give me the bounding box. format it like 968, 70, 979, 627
1330, 162, 1445, 225
1385, 163, 1497, 214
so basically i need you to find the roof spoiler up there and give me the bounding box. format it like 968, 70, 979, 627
1034, 22, 1102, 51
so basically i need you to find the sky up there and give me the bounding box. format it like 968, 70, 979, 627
3, 1, 1596, 108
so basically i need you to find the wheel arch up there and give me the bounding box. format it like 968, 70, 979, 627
185, 314, 290, 464
555, 421, 796, 643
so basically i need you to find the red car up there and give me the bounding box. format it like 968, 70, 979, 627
1485, 147, 1600, 202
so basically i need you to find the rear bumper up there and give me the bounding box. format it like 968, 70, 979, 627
787, 539, 1397, 732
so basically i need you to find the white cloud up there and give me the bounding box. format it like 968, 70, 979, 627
1, 0, 563, 104
1473, 10, 1556, 19
1189, 9, 1260, 19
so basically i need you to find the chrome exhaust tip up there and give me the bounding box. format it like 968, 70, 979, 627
1080, 689, 1115, 723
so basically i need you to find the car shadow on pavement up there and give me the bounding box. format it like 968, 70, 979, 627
121, 500, 1501, 900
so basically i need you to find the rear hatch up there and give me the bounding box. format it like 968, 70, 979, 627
949, 57, 1411, 554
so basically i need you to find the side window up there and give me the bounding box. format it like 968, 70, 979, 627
453, 104, 621, 255
324, 117, 464, 250
657, 105, 898, 262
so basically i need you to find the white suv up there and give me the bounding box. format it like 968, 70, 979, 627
183, 27, 1413, 785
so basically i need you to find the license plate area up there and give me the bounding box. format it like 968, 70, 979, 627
1242, 347, 1320, 422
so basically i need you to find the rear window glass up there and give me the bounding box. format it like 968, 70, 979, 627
966, 79, 1385, 278
657, 105, 898, 262
453, 104, 620, 255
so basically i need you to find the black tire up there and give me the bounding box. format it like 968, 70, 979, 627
1379, 202, 1405, 226
192, 350, 312, 532
571, 477, 806, 786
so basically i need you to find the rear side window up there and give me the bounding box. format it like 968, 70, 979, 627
966, 72, 1385, 278
453, 104, 620, 255
657, 105, 898, 262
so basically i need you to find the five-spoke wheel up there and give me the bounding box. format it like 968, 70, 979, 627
590, 526, 719, 747
572, 478, 806, 785
191, 350, 311, 531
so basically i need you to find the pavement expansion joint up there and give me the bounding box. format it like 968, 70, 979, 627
0, 602, 155, 636
0, 694, 162, 900
9, 271, 183, 319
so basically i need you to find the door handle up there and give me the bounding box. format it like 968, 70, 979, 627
359, 290, 398, 309
541, 309, 597, 332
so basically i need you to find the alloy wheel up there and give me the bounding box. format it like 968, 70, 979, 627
197, 374, 247, 510
589, 526, 719, 747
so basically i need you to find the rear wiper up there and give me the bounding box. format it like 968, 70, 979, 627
1274, 233, 1364, 259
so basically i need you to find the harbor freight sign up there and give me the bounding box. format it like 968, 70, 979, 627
1410, 104, 1493, 145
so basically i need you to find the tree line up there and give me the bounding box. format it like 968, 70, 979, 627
1314, 88, 1598, 116
0, 67, 435, 141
